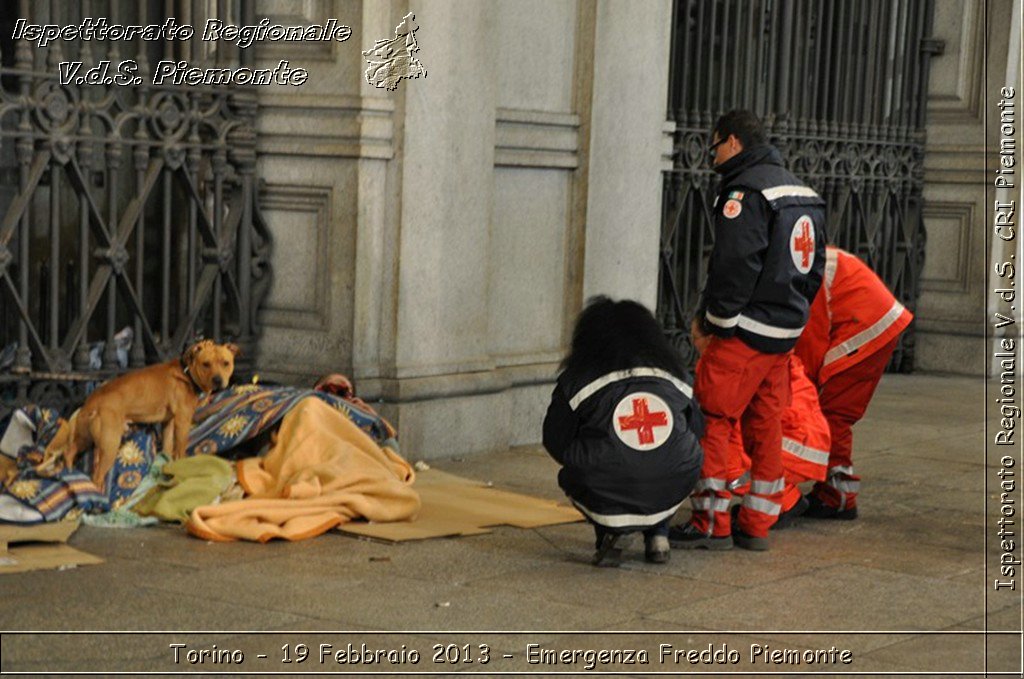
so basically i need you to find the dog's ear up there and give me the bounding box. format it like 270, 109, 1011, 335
183, 340, 208, 364
224, 343, 241, 358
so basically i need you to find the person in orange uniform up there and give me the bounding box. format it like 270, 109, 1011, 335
793, 245, 913, 519
668, 110, 826, 551
725, 354, 830, 526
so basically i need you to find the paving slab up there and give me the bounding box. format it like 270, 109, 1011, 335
0, 373, 1016, 676
648, 563, 983, 634
470, 563, 740, 618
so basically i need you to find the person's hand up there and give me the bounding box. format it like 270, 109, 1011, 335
693, 333, 711, 355
690, 317, 711, 355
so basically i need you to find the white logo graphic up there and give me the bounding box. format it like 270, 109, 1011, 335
790, 215, 816, 274
612, 392, 673, 451
363, 13, 426, 91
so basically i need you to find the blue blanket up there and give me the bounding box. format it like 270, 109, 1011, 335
0, 384, 399, 523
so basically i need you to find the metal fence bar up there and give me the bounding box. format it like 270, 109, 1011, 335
659, 0, 935, 372
0, 0, 271, 418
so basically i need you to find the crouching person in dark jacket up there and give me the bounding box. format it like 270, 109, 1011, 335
543, 296, 704, 567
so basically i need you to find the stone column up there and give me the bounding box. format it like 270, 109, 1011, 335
583, 0, 673, 309
918, 0, 1015, 374
254, 0, 676, 459
365, 0, 508, 457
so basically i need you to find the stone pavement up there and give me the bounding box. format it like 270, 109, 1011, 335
0, 373, 1018, 676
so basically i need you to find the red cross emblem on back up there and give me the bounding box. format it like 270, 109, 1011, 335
790, 215, 815, 274
613, 392, 673, 451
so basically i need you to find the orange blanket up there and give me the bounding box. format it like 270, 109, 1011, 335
187, 398, 420, 542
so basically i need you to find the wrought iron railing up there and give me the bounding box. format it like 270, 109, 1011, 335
0, 0, 271, 417
659, 0, 940, 371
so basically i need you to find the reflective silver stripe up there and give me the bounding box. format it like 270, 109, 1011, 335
692, 496, 731, 513
824, 248, 838, 323
822, 300, 906, 367
829, 477, 861, 493
750, 478, 785, 495
695, 477, 728, 493
741, 494, 782, 516
728, 472, 751, 491
824, 248, 838, 291
737, 315, 805, 339
782, 437, 830, 466
829, 465, 855, 477
567, 367, 694, 410
572, 498, 684, 528
706, 310, 740, 329
761, 185, 821, 201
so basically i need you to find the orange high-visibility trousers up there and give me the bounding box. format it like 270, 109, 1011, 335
691, 337, 790, 538
727, 355, 830, 511
810, 335, 899, 510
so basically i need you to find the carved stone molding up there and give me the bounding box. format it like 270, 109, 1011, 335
921, 201, 974, 293
255, 0, 347, 62
927, 0, 984, 124
257, 93, 393, 158
257, 184, 332, 330
494, 108, 579, 169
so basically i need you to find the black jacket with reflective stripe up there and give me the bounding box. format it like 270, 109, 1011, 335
542, 365, 704, 530
698, 144, 827, 353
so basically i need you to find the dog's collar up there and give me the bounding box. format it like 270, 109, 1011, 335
179, 357, 205, 394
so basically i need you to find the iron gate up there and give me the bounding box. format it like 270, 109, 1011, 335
658, 0, 942, 369
0, 1, 272, 418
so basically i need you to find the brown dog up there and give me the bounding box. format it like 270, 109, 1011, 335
36, 340, 239, 491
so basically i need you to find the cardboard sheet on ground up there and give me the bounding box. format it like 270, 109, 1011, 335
0, 520, 103, 574
337, 469, 583, 541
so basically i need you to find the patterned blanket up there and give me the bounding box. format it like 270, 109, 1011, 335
0, 384, 399, 523
188, 385, 399, 457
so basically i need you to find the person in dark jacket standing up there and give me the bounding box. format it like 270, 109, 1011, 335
543, 297, 704, 567
669, 110, 826, 551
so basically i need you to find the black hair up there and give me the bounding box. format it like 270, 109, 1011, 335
561, 296, 688, 381
713, 109, 767, 148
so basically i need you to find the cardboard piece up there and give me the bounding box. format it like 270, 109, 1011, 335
338, 468, 582, 542
0, 520, 104, 574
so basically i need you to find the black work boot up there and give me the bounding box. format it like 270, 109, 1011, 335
592, 533, 624, 567
803, 493, 858, 520
668, 522, 733, 550
644, 534, 671, 563
772, 495, 810, 530
730, 505, 770, 550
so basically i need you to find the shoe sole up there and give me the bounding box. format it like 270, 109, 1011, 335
669, 536, 733, 551
645, 551, 671, 564
772, 498, 810, 531
592, 534, 627, 567
592, 549, 623, 567
772, 516, 798, 530
733, 534, 769, 551
804, 508, 858, 520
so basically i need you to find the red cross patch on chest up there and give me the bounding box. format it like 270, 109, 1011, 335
722, 199, 742, 219
612, 392, 674, 451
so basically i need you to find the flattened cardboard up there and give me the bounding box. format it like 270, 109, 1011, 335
338, 468, 582, 542
0, 519, 104, 574
0, 519, 79, 552
0, 544, 104, 574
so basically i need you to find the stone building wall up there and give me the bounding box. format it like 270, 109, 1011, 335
251, 0, 1010, 462
253, 0, 673, 459
917, 0, 1018, 374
